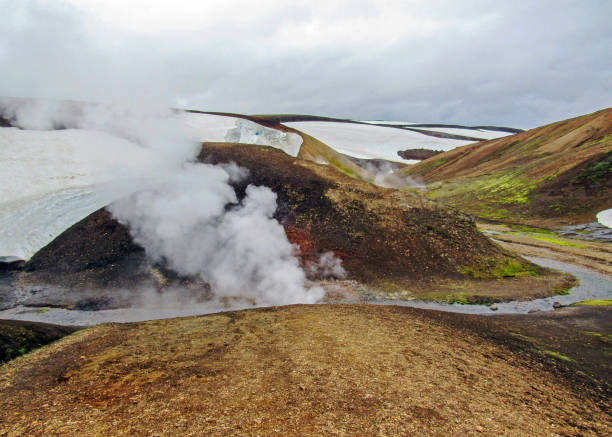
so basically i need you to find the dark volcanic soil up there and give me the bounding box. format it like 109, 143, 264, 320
398, 148, 443, 160
22, 209, 148, 290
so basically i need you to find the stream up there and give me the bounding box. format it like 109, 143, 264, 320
378, 257, 612, 315
0, 256, 610, 325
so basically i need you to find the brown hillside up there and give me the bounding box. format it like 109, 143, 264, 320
401, 108, 612, 226
0, 305, 609, 436
199, 143, 569, 301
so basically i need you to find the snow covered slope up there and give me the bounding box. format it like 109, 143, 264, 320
284, 121, 474, 163
414, 127, 511, 140
0, 128, 159, 259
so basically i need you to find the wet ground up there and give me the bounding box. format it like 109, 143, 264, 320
383, 257, 611, 315
1, 256, 609, 325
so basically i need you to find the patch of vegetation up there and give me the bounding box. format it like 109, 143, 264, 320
575, 151, 612, 184
4, 347, 28, 361
528, 235, 587, 248
583, 331, 612, 344
573, 299, 612, 307
425, 171, 538, 210
539, 349, 576, 363
509, 333, 577, 363
551, 285, 571, 296
509, 224, 555, 235
445, 293, 470, 305
414, 157, 449, 175
459, 259, 537, 279
417, 290, 481, 305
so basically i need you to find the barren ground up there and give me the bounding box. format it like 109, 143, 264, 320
0, 304, 609, 436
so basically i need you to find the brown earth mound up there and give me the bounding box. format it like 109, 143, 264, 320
397, 148, 443, 160
400, 107, 612, 226
0, 304, 608, 435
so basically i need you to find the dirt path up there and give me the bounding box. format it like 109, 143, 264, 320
0, 304, 609, 436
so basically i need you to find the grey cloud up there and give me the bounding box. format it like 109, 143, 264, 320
0, 0, 610, 128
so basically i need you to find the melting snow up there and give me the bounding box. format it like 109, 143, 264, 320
0, 127, 160, 259
597, 208, 612, 228
414, 127, 511, 140
284, 121, 473, 163
224, 119, 302, 157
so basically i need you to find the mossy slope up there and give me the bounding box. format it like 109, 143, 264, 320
400, 108, 612, 226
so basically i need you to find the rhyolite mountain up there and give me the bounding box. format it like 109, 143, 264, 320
399, 108, 612, 227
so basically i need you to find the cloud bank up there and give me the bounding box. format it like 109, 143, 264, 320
0, 0, 610, 128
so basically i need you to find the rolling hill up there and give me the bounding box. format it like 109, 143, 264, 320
400, 108, 612, 226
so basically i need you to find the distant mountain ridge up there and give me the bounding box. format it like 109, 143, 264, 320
400, 108, 612, 226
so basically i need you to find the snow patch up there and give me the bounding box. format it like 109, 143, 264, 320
597, 208, 612, 228
284, 121, 472, 163
415, 126, 510, 140
225, 119, 302, 157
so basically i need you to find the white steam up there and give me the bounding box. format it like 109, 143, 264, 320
109, 165, 324, 305
1, 98, 326, 306
359, 160, 425, 189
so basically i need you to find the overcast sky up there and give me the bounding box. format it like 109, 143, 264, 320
1, 0, 610, 128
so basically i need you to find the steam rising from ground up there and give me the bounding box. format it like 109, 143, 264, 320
359, 160, 425, 189
1, 98, 327, 307
110, 165, 324, 305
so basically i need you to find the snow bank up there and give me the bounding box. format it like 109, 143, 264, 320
225, 119, 302, 157
0, 127, 160, 259
177, 112, 241, 142
596, 209, 612, 228
284, 121, 472, 163
414, 126, 511, 140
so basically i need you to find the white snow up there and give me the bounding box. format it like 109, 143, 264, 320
284, 121, 473, 163
414, 126, 511, 140
596, 208, 612, 228
177, 112, 242, 142
0, 127, 162, 259
224, 119, 302, 157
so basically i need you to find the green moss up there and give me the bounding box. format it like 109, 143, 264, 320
459, 259, 536, 279
446, 294, 470, 305
573, 299, 612, 307
425, 171, 537, 210
551, 285, 571, 296
583, 331, 612, 344
509, 224, 555, 235
417, 291, 475, 305
576, 151, 612, 184
539, 350, 576, 363
529, 235, 587, 248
